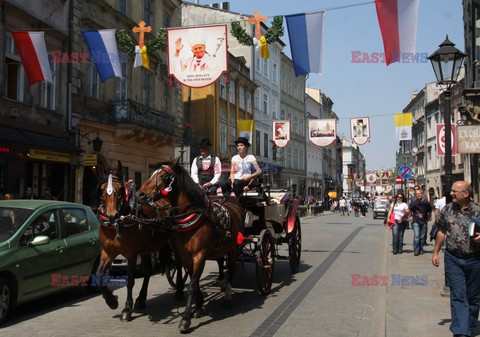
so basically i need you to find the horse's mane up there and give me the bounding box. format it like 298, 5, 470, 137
154, 160, 204, 208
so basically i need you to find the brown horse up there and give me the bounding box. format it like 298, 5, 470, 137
136, 158, 244, 333
95, 161, 180, 321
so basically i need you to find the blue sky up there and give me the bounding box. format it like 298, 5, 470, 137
195, 0, 464, 170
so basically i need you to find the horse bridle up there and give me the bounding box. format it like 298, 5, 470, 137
98, 173, 133, 221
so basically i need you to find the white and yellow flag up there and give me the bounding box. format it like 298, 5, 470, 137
394, 112, 412, 141
237, 119, 254, 144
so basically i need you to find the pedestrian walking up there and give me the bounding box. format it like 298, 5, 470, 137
386, 192, 409, 255
409, 188, 432, 255
432, 181, 480, 337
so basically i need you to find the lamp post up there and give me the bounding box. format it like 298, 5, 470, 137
428, 36, 466, 202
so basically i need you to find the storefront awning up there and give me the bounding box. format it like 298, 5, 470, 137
0, 126, 82, 153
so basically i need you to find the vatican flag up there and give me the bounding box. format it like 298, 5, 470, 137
237, 120, 254, 144
394, 112, 412, 141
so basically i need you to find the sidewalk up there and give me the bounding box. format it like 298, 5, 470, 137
385, 226, 453, 337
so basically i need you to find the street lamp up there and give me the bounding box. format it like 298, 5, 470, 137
428, 36, 466, 201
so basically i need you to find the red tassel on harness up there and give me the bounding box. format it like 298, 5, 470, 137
237, 232, 244, 245
161, 189, 169, 196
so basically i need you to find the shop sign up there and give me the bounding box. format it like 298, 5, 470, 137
0, 146, 11, 153
29, 149, 70, 163
328, 191, 337, 199
83, 154, 97, 166
457, 125, 480, 154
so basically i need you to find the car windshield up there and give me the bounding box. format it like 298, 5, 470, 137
375, 200, 390, 208
0, 207, 33, 242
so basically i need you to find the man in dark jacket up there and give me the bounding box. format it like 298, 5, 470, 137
191, 138, 222, 195
409, 188, 432, 255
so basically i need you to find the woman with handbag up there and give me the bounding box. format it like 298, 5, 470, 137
386, 193, 410, 255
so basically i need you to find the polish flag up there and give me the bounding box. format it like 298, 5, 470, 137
375, 0, 420, 66
12, 32, 52, 85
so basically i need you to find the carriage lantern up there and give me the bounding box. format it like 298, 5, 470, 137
92, 136, 104, 152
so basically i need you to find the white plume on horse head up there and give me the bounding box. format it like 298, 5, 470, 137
107, 174, 114, 195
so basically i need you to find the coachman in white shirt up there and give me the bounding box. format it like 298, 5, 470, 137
191, 138, 222, 195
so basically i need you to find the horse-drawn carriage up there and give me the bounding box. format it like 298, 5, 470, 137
96, 160, 301, 332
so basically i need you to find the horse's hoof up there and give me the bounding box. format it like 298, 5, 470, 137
120, 310, 132, 322
134, 298, 146, 310
105, 295, 119, 310
223, 299, 232, 308
193, 308, 202, 318
174, 290, 185, 301
179, 319, 191, 333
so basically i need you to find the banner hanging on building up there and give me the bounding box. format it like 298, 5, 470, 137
167, 25, 228, 88
272, 120, 290, 148
436, 124, 456, 156
394, 112, 412, 141
309, 119, 336, 147
237, 120, 254, 144
457, 125, 480, 154
350, 117, 370, 145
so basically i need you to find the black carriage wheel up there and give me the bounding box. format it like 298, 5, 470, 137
166, 253, 189, 289
255, 229, 275, 295
0, 277, 12, 326
288, 216, 302, 274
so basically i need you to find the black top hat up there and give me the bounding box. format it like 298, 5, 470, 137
198, 138, 213, 148
234, 136, 251, 147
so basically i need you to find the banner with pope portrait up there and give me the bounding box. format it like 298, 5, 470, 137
273, 120, 290, 148
167, 25, 228, 88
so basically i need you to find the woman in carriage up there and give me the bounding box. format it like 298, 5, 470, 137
227, 136, 262, 197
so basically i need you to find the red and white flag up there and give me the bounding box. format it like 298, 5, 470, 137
12, 32, 52, 85
375, 0, 420, 66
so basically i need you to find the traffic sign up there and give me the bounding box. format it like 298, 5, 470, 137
398, 165, 413, 179
395, 176, 403, 184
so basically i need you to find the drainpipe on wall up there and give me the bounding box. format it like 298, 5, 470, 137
67, 0, 74, 132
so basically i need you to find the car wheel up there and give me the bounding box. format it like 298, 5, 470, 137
0, 277, 12, 325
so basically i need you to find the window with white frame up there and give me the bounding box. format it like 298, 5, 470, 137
254, 89, 259, 109
255, 57, 260, 72
255, 130, 261, 156
294, 147, 299, 170
294, 83, 298, 99
287, 112, 292, 124
162, 81, 170, 112
264, 132, 269, 158
263, 58, 269, 78
288, 79, 292, 95
281, 74, 285, 92
272, 63, 278, 84
293, 116, 298, 133
299, 117, 304, 136
300, 149, 304, 170
143, 71, 152, 107
272, 95, 278, 119
116, 61, 128, 101
263, 93, 268, 115
40, 57, 56, 110
220, 122, 227, 154
246, 92, 252, 113
229, 81, 235, 104
117, 0, 128, 16
287, 147, 292, 168
5, 34, 27, 102
239, 86, 245, 110
86, 63, 99, 99
220, 76, 226, 100
280, 109, 286, 120
144, 0, 152, 26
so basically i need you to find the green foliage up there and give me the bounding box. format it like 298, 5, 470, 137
116, 29, 136, 56
231, 16, 284, 46
117, 28, 167, 57
264, 16, 284, 44
231, 22, 253, 46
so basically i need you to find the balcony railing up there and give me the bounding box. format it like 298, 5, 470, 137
111, 99, 176, 137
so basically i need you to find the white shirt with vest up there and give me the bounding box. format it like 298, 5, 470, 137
191, 154, 221, 185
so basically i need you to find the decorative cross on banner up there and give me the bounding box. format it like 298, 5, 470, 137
247, 11, 267, 40
132, 20, 152, 48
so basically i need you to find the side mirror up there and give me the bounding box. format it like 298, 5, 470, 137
27, 235, 50, 247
